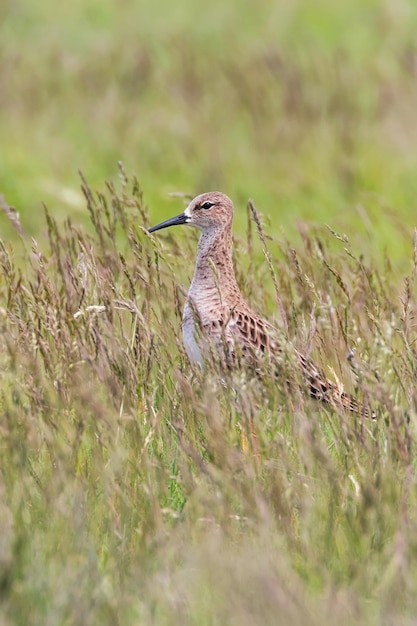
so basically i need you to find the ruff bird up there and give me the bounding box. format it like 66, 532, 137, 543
148, 192, 370, 417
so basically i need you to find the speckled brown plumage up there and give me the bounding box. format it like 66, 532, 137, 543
149, 192, 371, 417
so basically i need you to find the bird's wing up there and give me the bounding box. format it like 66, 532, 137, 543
225, 305, 370, 417
294, 348, 369, 416
228, 307, 275, 354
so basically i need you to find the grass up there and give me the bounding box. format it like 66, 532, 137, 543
1, 0, 417, 623
0, 170, 416, 624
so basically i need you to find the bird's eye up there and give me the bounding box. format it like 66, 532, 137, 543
201, 201, 215, 210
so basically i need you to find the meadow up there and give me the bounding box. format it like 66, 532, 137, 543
1, 0, 417, 623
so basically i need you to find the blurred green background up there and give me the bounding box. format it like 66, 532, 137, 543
1, 0, 417, 266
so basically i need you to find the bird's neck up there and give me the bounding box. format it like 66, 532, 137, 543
188, 225, 242, 307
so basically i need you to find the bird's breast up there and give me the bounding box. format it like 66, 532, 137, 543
182, 307, 205, 365
182, 294, 234, 366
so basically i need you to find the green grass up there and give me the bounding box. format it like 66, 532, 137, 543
1, 1, 417, 623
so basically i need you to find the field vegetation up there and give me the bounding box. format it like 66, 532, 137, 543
1, 0, 417, 624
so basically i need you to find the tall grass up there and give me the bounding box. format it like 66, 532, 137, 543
0, 170, 416, 624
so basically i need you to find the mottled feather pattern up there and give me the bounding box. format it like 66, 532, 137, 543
230, 307, 370, 417
233, 309, 271, 353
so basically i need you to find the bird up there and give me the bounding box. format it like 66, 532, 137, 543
148, 191, 371, 417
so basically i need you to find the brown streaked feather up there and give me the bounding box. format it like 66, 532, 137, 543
228, 306, 370, 417
233, 309, 272, 354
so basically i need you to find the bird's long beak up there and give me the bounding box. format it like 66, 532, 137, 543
148, 212, 189, 233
